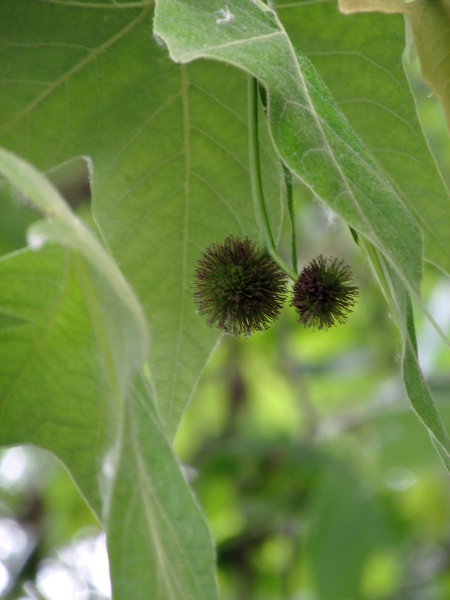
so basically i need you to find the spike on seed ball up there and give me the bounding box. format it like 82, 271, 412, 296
194, 236, 288, 337
291, 255, 358, 330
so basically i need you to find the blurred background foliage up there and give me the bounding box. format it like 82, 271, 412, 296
1, 49, 450, 600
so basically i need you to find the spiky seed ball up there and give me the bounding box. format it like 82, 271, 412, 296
193, 236, 287, 337
291, 255, 358, 330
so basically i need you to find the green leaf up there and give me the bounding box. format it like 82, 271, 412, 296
0, 0, 284, 436
293, 0, 450, 469
394, 276, 450, 470
153, 0, 423, 303
276, 0, 450, 278
0, 147, 147, 363
108, 372, 218, 599
0, 152, 219, 600
153, 0, 450, 469
320, 0, 450, 273
273, 3, 450, 466
340, 0, 450, 135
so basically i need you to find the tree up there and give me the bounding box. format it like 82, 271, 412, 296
0, 0, 449, 598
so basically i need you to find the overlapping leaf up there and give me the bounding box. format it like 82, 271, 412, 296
273, 0, 450, 465
153, 0, 450, 467
0, 149, 219, 600
154, 0, 423, 298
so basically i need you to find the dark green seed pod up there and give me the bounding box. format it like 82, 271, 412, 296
291, 255, 358, 330
193, 236, 287, 337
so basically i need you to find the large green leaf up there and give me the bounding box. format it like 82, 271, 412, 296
0, 0, 284, 436
0, 150, 219, 600
154, 0, 423, 300
275, 0, 450, 277
153, 0, 450, 467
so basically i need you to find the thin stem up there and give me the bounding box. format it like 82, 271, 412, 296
268, 246, 298, 282
283, 164, 297, 272
247, 76, 298, 282
248, 76, 273, 249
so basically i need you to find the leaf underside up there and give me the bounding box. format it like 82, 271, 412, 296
0, 148, 219, 600
153, 0, 450, 468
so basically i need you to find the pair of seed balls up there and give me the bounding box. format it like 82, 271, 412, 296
194, 236, 358, 337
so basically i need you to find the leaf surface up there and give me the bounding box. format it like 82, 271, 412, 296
0, 150, 219, 600
108, 372, 217, 599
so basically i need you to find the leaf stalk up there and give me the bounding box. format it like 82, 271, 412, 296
247, 76, 298, 282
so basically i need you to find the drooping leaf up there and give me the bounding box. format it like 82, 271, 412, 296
0, 150, 219, 600
275, 0, 450, 278
152, 0, 450, 469
0, 147, 147, 356
393, 276, 450, 471
107, 372, 218, 599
